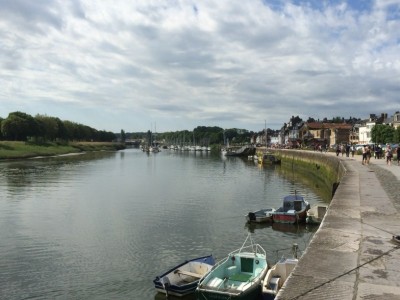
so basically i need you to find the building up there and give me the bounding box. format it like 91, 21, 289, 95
298, 122, 352, 146
382, 111, 400, 129
349, 124, 361, 145
358, 113, 386, 144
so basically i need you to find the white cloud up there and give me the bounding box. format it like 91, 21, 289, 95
0, 0, 399, 132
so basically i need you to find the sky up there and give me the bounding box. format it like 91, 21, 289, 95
1, 0, 399, 133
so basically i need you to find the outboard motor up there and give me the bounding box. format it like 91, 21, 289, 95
248, 212, 256, 221
160, 276, 171, 298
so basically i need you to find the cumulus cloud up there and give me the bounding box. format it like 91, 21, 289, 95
0, 0, 399, 132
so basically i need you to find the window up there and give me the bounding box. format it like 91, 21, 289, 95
240, 257, 254, 273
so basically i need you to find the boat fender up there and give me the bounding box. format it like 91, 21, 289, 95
231, 256, 235, 263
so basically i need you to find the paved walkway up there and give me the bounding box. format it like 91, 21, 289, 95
277, 151, 400, 300
352, 151, 400, 180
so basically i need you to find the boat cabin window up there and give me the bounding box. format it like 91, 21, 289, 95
294, 200, 302, 211
284, 201, 292, 210
240, 257, 254, 273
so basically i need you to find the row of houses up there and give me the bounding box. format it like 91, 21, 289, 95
257, 111, 400, 147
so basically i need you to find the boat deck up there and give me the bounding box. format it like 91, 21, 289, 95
203, 272, 256, 293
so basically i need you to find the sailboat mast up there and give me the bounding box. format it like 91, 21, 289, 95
265, 120, 267, 150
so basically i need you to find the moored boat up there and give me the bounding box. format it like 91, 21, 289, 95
306, 205, 327, 225
153, 254, 215, 297
261, 257, 298, 300
196, 234, 269, 300
225, 145, 256, 157
262, 243, 300, 299
258, 152, 281, 165
272, 193, 310, 224
246, 208, 276, 223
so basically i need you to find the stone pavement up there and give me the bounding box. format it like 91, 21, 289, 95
276, 151, 400, 300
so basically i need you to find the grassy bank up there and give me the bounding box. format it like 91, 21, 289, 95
0, 141, 125, 160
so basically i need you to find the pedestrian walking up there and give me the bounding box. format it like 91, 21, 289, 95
341, 144, 345, 156
396, 145, 400, 166
362, 145, 367, 165
351, 144, 355, 157
346, 144, 350, 157
366, 145, 371, 165
385, 144, 392, 166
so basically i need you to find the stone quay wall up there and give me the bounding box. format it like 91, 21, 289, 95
271, 149, 400, 300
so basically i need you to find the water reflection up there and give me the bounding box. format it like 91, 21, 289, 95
0, 149, 330, 300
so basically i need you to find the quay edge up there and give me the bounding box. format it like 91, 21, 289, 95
271, 149, 400, 300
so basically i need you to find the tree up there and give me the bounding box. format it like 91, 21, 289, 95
394, 127, 400, 143
120, 129, 126, 144
0, 117, 3, 140
332, 116, 343, 123
289, 116, 302, 127
63, 120, 78, 141
35, 114, 59, 141
371, 124, 395, 144
1, 112, 38, 141
307, 117, 316, 123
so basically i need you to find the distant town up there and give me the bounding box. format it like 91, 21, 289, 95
257, 111, 400, 148
125, 111, 400, 149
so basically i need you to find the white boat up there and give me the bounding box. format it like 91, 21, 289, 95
149, 145, 160, 153
196, 234, 269, 300
246, 208, 276, 223
306, 205, 327, 224
261, 257, 298, 300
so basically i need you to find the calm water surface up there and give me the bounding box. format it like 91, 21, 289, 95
0, 149, 330, 300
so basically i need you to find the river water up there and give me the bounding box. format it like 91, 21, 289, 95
0, 149, 330, 300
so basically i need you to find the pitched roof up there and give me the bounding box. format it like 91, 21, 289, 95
304, 122, 352, 130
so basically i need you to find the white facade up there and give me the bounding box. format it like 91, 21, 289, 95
358, 122, 375, 144
270, 136, 279, 145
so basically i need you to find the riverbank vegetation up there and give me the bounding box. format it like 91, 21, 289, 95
0, 111, 116, 143
122, 126, 260, 147
0, 141, 124, 160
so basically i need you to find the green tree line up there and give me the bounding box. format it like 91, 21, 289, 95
0, 111, 116, 142
157, 126, 256, 146
371, 124, 400, 144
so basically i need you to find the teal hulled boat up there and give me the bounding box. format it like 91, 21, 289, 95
196, 234, 269, 300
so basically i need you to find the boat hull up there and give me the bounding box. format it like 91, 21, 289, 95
225, 146, 256, 157
272, 210, 307, 224
246, 209, 275, 223
196, 283, 262, 300
258, 153, 281, 165
306, 205, 327, 224
273, 194, 310, 224
153, 255, 215, 297
261, 258, 298, 300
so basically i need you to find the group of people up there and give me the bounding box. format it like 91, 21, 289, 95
315, 143, 399, 166
361, 144, 399, 166
335, 144, 356, 158
333, 143, 399, 166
